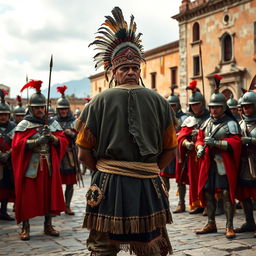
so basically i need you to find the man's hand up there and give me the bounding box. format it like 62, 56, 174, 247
197, 145, 205, 158
35, 134, 52, 144
0, 152, 9, 163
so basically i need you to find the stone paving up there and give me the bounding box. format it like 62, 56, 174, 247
0, 175, 256, 256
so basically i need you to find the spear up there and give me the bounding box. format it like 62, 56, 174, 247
199, 43, 205, 96
26, 75, 28, 105
45, 55, 53, 125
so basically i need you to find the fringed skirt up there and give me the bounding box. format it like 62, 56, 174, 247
83, 170, 173, 255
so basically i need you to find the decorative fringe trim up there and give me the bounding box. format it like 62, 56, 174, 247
83, 209, 172, 234
109, 228, 173, 255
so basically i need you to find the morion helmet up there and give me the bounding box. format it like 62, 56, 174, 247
241, 91, 256, 108
56, 85, 70, 108
13, 95, 26, 116
89, 7, 145, 82
208, 74, 227, 110
21, 80, 46, 107
186, 80, 205, 107
0, 89, 11, 114
227, 96, 238, 109
167, 85, 181, 111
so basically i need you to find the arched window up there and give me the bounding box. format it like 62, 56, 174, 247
222, 33, 232, 62
222, 89, 233, 100
192, 22, 200, 42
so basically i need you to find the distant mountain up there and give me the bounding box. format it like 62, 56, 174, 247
42, 77, 91, 98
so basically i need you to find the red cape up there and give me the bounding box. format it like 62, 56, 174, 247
12, 128, 68, 224
196, 130, 241, 205
176, 126, 201, 209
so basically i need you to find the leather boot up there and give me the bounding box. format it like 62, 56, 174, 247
0, 201, 15, 221
195, 223, 217, 234
196, 191, 217, 234
44, 215, 59, 237
173, 184, 186, 213
189, 208, 204, 214
20, 220, 30, 241
223, 190, 235, 239
235, 198, 256, 233
65, 185, 75, 215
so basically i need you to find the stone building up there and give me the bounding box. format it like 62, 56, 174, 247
89, 0, 256, 109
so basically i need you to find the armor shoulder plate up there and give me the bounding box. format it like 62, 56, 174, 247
181, 116, 197, 128
227, 120, 240, 135
49, 120, 63, 132
15, 120, 41, 132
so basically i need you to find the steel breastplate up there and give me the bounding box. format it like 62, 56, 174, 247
25, 131, 51, 178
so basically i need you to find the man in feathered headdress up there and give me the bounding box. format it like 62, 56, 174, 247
13, 95, 26, 124
0, 89, 16, 221
176, 80, 209, 215
75, 6, 177, 256
54, 85, 78, 215
195, 75, 241, 239
12, 80, 68, 241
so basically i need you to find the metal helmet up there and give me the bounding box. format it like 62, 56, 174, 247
186, 80, 205, 113
208, 74, 227, 110
13, 95, 26, 116
237, 88, 247, 108
0, 89, 11, 114
241, 91, 256, 108
75, 108, 81, 115
167, 85, 181, 111
48, 102, 55, 116
56, 85, 70, 108
20, 80, 46, 107
227, 97, 238, 109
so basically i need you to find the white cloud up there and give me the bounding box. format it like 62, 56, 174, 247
0, 0, 180, 97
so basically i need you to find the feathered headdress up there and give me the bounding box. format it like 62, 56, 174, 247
0, 89, 8, 103
16, 95, 22, 106
213, 74, 223, 93
170, 85, 178, 96
186, 80, 198, 93
20, 80, 43, 93
56, 85, 67, 97
89, 6, 144, 81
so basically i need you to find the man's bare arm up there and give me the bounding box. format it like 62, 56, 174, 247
78, 147, 96, 171
158, 147, 177, 170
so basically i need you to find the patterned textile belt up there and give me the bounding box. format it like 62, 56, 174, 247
96, 159, 160, 178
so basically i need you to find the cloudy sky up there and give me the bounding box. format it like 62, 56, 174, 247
0, 0, 180, 97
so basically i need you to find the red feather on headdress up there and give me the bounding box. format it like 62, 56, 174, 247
0, 89, 8, 102
214, 74, 223, 81
241, 88, 247, 95
20, 80, 43, 92
56, 85, 67, 96
213, 74, 223, 92
16, 95, 22, 102
2, 89, 8, 96
186, 80, 197, 92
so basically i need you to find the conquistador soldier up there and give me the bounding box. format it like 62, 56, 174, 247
55, 85, 78, 215
195, 75, 241, 239
235, 90, 256, 238
0, 89, 16, 221
12, 80, 68, 240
